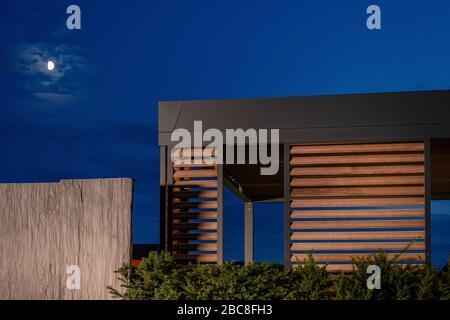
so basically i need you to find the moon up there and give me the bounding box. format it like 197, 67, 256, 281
47, 60, 55, 71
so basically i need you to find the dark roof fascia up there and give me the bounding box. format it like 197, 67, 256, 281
158, 90, 450, 146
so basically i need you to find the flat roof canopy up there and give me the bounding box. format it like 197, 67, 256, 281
158, 90, 450, 201
159, 90, 450, 146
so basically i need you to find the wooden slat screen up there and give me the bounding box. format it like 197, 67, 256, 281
171, 148, 219, 265
289, 142, 426, 272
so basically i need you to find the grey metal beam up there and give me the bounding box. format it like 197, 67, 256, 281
159, 125, 450, 146
244, 202, 254, 266
159, 90, 450, 146
283, 143, 290, 271
217, 164, 224, 265
158, 101, 184, 133
223, 174, 251, 202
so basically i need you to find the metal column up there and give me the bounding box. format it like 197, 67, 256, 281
159, 146, 167, 252
244, 202, 254, 266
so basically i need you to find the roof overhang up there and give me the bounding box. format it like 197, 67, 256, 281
159, 90, 450, 146
158, 90, 450, 201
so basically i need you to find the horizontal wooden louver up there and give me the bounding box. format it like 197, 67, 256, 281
171, 148, 219, 265
289, 142, 426, 272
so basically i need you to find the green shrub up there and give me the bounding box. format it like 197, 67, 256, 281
335, 253, 407, 299
285, 255, 331, 300
109, 251, 450, 300
108, 251, 184, 300
334, 252, 443, 300
438, 263, 450, 300
183, 262, 289, 300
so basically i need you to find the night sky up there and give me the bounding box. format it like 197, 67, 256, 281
1, 0, 449, 266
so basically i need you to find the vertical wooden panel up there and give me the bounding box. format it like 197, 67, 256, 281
160, 146, 167, 252
425, 138, 432, 264
0, 178, 133, 299
170, 148, 220, 266
289, 142, 426, 271
167, 146, 174, 254
284, 143, 291, 271
217, 163, 224, 265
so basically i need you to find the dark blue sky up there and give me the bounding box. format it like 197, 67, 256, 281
1, 0, 449, 266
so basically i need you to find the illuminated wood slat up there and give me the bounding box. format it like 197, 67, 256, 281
290, 165, 424, 177
290, 154, 424, 166
320, 264, 354, 273
172, 201, 217, 209
173, 190, 218, 199
290, 197, 424, 208
313, 264, 417, 272
288, 142, 426, 271
290, 241, 425, 251
172, 243, 217, 251
291, 175, 424, 187
291, 263, 356, 273
291, 263, 354, 272
173, 162, 216, 168
174, 180, 217, 188
173, 170, 217, 179
292, 264, 412, 273
172, 233, 217, 241
290, 220, 424, 230
173, 254, 217, 263
290, 209, 424, 219
171, 148, 216, 157
173, 222, 218, 230
291, 186, 424, 197
290, 230, 425, 241
170, 148, 219, 265
290, 143, 424, 155
291, 253, 425, 263
172, 212, 217, 219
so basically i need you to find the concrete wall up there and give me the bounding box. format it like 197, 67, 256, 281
0, 178, 133, 300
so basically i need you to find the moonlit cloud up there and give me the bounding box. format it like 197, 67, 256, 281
33, 92, 74, 103
15, 43, 87, 103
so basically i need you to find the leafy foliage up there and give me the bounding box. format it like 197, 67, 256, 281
334, 252, 443, 300
285, 255, 331, 300
182, 262, 289, 300
108, 252, 184, 299
110, 251, 450, 300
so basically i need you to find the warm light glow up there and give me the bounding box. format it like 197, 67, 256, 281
47, 60, 55, 71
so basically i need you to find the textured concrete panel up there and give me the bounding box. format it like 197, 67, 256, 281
0, 178, 132, 300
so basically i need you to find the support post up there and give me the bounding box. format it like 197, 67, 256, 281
244, 202, 254, 266
283, 143, 290, 271
217, 163, 224, 265
160, 146, 167, 252
425, 138, 432, 264
166, 146, 173, 254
